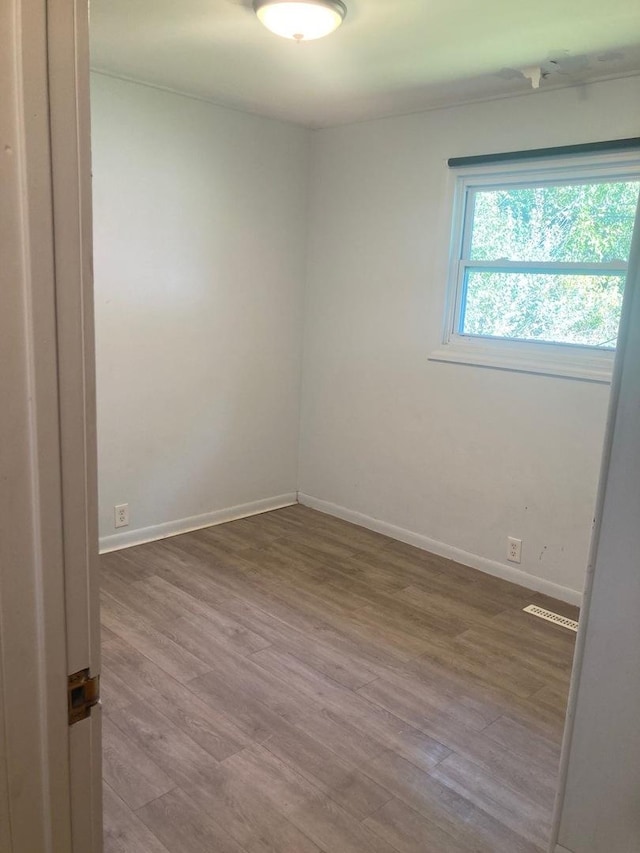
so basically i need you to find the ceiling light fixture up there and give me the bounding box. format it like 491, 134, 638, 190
253, 0, 347, 42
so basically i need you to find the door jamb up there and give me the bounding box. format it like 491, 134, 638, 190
47, 0, 102, 849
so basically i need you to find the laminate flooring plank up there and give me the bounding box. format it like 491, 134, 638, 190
101, 623, 123, 645
100, 661, 142, 716
100, 591, 212, 684
359, 595, 485, 640
267, 532, 363, 563
188, 670, 305, 744
429, 752, 550, 848
223, 744, 399, 853
146, 685, 250, 761
367, 655, 506, 728
108, 702, 223, 790
136, 787, 248, 853
101, 572, 185, 626
237, 546, 367, 606
379, 540, 490, 583
170, 535, 270, 585
401, 653, 564, 736
487, 696, 566, 746
131, 573, 232, 621
399, 559, 537, 613
101, 633, 250, 758
249, 647, 451, 772
445, 626, 567, 691
532, 681, 572, 713
101, 633, 195, 703
205, 594, 380, 690
291, 599, 439, 662
481, 713, 563, 766
172, 551, 417, 676
456, 626, 574, 683
152, 538, 256, 592
361, 749, 543, 853
234, 505, 317, 539
101, 548, 159, 583
103, 783, 171, 853
194, 517, 282, 552
282, 506, 395, 551
357, 673, 495, 735
315, 522, 396, 555
188, 526, 265, 559
259, 719, 393, 820
333, 552, 416, 593
355, 678, 558, 808
202, 570, 418, 668
251, 568, 374, 622
489, 608, 578, 651
392, 584, 500, 632
158, 611, 271, 660
102, 717, 176, 810
131, 539, 226, 579
323, 571, 417, 612
141, 559, 254, 618
179, 758, 325, 853
403, 630, 549, 698
350, 548, 451, 590
188, 642, 320, 722
287, 706, 401, 768
363, 796, 484, 853
368, 660, 565, 758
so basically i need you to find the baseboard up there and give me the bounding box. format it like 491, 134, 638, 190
99, 493, 298, 554
297, 493, 582, 606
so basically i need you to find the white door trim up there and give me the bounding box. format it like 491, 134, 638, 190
0, 0, 100, 850
1, 0, 73, 849
48, 0, 102, 849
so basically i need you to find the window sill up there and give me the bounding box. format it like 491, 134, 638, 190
429, 339, 614, 383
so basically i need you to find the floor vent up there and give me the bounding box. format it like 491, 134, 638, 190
523, 605, 578, 632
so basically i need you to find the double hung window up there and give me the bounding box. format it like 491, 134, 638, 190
432, 153, 640, 381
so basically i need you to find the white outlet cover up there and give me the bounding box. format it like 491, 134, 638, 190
114, 503, 129, 529
507, 536, 522, 563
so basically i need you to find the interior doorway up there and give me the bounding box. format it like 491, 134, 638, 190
6, 3, 640, 849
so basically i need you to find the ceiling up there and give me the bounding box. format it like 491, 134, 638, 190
90, 0, 640, 127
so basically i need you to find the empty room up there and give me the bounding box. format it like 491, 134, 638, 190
28, 0, 640, 851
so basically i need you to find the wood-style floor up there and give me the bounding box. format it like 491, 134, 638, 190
100, 505, 578, 853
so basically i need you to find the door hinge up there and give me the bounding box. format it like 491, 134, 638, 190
68, 668, 100, 726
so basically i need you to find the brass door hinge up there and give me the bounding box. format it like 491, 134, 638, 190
68, 668, 100, 726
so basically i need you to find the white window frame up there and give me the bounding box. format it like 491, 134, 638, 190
430, 151, 640, 383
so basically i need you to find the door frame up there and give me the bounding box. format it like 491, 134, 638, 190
48, 0, 102, 848
0, 0, 100, 850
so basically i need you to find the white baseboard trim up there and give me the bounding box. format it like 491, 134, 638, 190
298, 493, 582, 606
99, 493, 298, 554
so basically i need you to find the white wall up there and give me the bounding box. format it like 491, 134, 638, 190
93, 72, 639, 600
91, 74, 309, 547
299, 76, 640, 600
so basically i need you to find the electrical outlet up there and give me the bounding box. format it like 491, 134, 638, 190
507, 537, 522, 564
114, 503, 129, 529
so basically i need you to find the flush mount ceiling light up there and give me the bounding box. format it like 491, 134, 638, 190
253, 0, 347, 42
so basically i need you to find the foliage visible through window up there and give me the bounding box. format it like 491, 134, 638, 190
457, 179, 640, 349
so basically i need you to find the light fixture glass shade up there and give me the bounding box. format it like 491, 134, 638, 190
254, 0, 346, 41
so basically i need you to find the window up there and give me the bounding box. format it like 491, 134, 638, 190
431, 153, 640, 381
